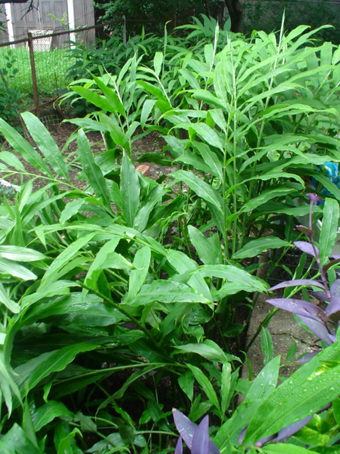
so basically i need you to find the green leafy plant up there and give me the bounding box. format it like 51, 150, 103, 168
1, 17, 340, 453
0, 112, 268, 452
0, 50, 21, 124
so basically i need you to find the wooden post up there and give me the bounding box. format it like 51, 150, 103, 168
28, 31, 40, 117
122, 15, 127, 46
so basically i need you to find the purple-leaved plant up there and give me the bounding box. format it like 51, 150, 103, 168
267, 193, 340, 361
173, 409, 220, 454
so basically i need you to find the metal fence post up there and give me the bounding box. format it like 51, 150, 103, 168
122, 15, 127, 46
27, 31, 40, 117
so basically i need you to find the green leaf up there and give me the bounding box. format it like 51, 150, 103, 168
128, 246, 151, 298
174, 340, 238, 364
134, 186, 165, 232
91, 74, 125, 116
261, 327, 274, 366
167, 250, 212, 301
0, 151, 26, 171
178, 370, 195, 401
86, 238, 133, 289
24, 292, 126, 327
66, 117, 108, 132
125, 280, 211, 306
138, 80, 167, 102
141, 99, 156, 128
242, 187, 295, 213
0, 246, 45, 262
77, 129, 113, 212
175, 150, 212, 174
32, 400, 74, 432
0, 257, 37, 281
21, 112, 69, 181
0, 351, 22, 415
0, 424, 42, 454
0, 283, 19, 313
263, 444, 318, 454
198, 264, 268, 294
183, 123, 224, 151
0, 119, 51, 176
244, 342, 340, 445
233, 237, 292, 260
193, 141, 223, 180
221, 362, 232, 415
121, 153, 140, 227
154, 52, 163, 76
60, 199, 85, 225
188, 226, 221, 265
172, 170, 223, 216
39, 233, 96, 289
15, 342, 99, 396
72, 85, 118, 113
32, 401, 74, 432
319, 198, 339, 265
187, 363, 220, 414
215, 357, 280, 449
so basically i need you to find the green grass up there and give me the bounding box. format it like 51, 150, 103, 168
0, 46, 76, 97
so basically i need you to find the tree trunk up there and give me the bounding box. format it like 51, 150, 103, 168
224, 0, 243, 33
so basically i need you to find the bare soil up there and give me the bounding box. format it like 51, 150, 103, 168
1, 118, 176, 191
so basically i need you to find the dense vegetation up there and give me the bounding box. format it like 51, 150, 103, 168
0, 16, 340, 453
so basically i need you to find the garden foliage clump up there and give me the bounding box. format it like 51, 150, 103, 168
0, 16, 340, 453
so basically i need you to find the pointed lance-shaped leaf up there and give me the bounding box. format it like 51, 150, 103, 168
294, 241, 319, 258
175, 437, 183, 454
173, 409, 196, 450
266, 298, 326, 322
276, 415, 313, 442
299, 315, 336, 345
172, 409, 220, 454
255, 434, 276, 448
312, 290, 330, 302
326, 280, 340, 322
296, 351, 319, 364
269, 280, 326, 292
192, 415, 210, 454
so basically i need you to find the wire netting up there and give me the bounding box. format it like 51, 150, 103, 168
0, 26, 96, 100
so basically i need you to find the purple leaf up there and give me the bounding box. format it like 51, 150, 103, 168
312, 291, 330, 302
173, 409, 196, 449
330, 280, 340, 298
238, 426, 247, 445
266, 298, 326, 322
269, 280, 326, 292
296, 225, 313, 236
331, 254, 340, 259
192, 415, 210, 454
294, 241, 319, 258
173, 409, 220, 454
326, 297, 340, 318
254, 434, 276, 447
299, 315, 335, 345
276, 415, 313, 442
326, 281, 340, 321
296, 351, 319, 364
208, 440, 221, 454
175, 437, 183, 454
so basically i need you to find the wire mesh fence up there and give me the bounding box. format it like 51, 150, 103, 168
0, 27, 99, 97
0, 22, 107, 116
